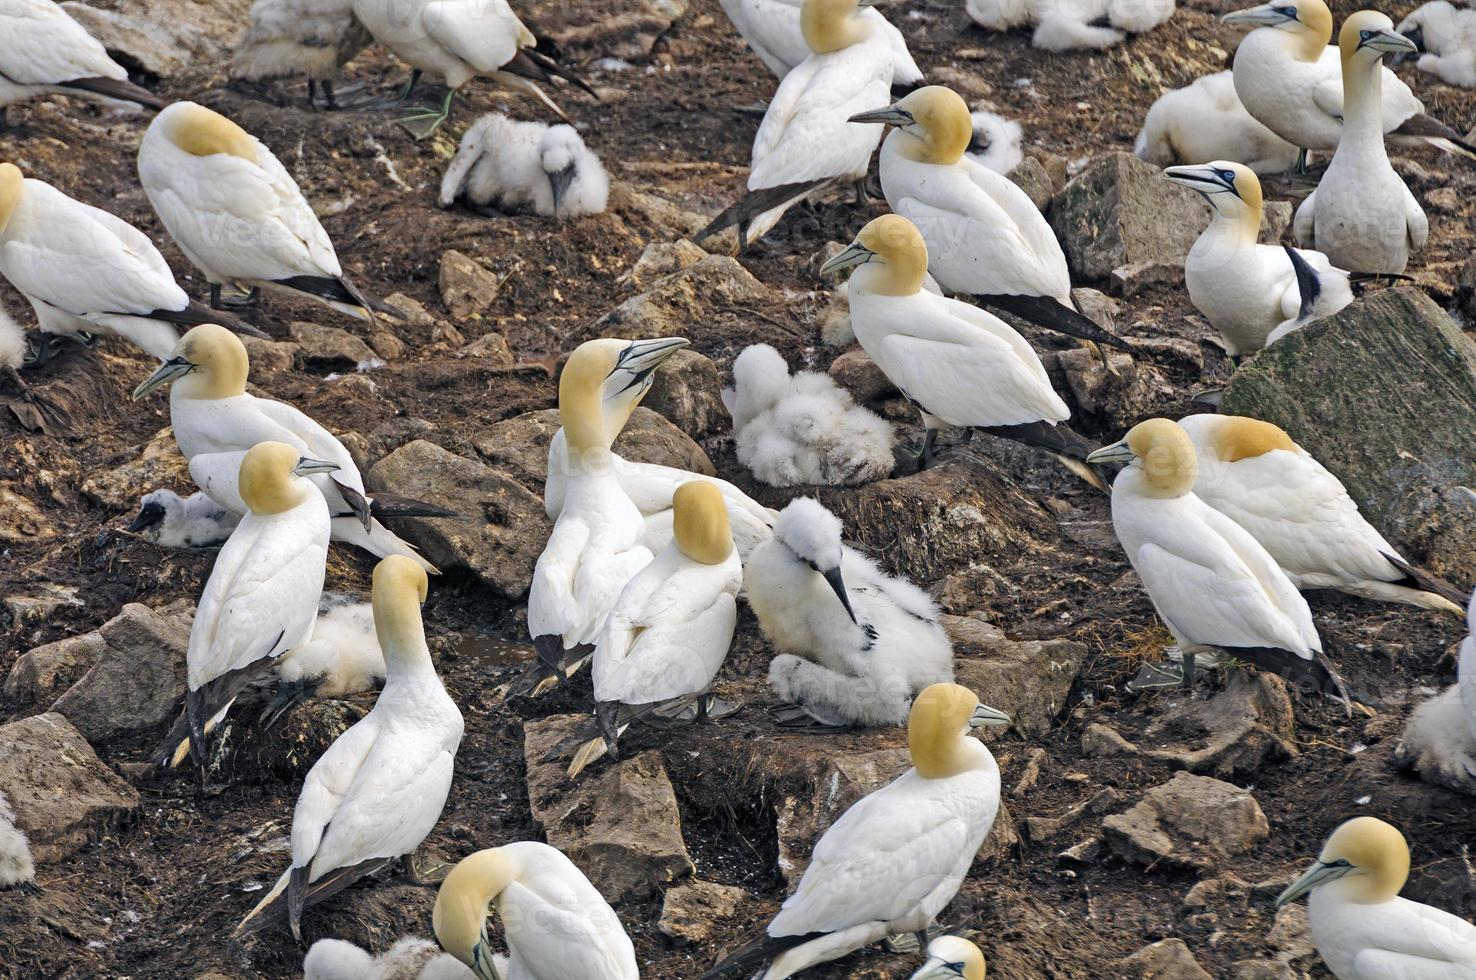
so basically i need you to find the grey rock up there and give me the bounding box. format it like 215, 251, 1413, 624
455, 332, 515, 365
547, 0, 688, 58
1009, 155, 1055, 210
0, 484, 59, 544
238, 336, 300, 376
1118, 939, 1213, 980
4, 632, 105, 705
1057, 346, 1173, 423
1266, 902, 1316, 967
80, 427, 189, 511
828, 348, 897, 404
624, 240, 708, 289
1024, 788, 1119, 843
62, 0, 252, 76
658, 879, 748, 944
595, 256, 773, 341
1262, 201, 1294, 242
1103, 772, 1269, 870
643, 349, 726, 438
287, 322, 379, 369
4, 583, 84, 631
946, 616, 1086, 740
439, 250, 503, 320
1230, 961, 1299, 980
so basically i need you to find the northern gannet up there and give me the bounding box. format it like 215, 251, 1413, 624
697, 0, 894, 250
1135, 71, 1300, 175
1087, 418, 1349, 700
0, 790, 35, 893
1179, 414, 1466, 615
133, 325, 451, 571
0, 0, 167, 121
913, 936, 987, 979
236, 555, 464, 939
439, 112, 608, 218
0, 163, 263, 361
726, 342, 895, 488
1291, 14, 1427, 275
1164, 161, 1352, 358
716, 0, 923, 86
703, 684, 1009, 978
433, 842, 639, 979
127, 488, 241, 548
1225, 0, 1476, 164
1399, 594, 1476, 790
965, 0, 1175, 51
966, 110, 1023, 175
271, 598, 386, 707
139, 102, 402, 321
1276, 816, 1476, 977
305, 937, 473, 979
821, 214, 1105, 486
744, 497, 954, 727
233, 0, 374, 109
849, 86, 1128, 352
154, 441, 334, 770
1398, 1, 1476, 88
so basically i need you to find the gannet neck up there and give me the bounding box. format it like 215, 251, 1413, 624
1339, 26, 1390, 147
672, 481, 734, 564
159, 102, 260, 165
0, 164, 21, 235
434, 849, 517, 974
1204, 416, 1298, 461
559, 339, 623, 456
895, 87, 973, 164
238, 442, 312, 515
176, 324, 250, 399
801, 0, 870, 53
1319, 816, 1410, 903
1127, 418, 1198, 497
372, 555, 433, 677
855, 214, 929, 296
908, 683, 985, 779
1294, 0, 1334, 59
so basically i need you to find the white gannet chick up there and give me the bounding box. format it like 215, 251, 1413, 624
126, 488, 241, 548
1087, 419, 1349, 700
237, 556, 464, 940
277, 599, 385, 696
696, 0, 895, 250
1135, 71, 1301, 175
727, 343, 895, 488
232, 0, 374, 109
433, 842, 638, 980
716, 0, 923, 85
513, 338, 689, 697
438, 112, 608, 218
1399, 595, 1476, 792
154, 441, 335, 771
1224, 0, 1476, 164
965, 0, 1175, 51
965, 110, 1023, 174
703, 684, 1009, 979
1178, 414, 1467, 615
304, 937, 474, 980
1292, 15, 1428, 275
0, 305, 22, 369
0, 789, 35, 892
744, 497, 954, 727
0, 0, 167, 121
822, 214, 1105, 486
133, 325, 450, 571
1398, 2, 1476, 88
0, 163, 263, 360
1164, 161, 1352, 358
1276, 816, 1476, 977
849, 86, 1128, 354
140, 103, 401, 322
912, 936, 987, 979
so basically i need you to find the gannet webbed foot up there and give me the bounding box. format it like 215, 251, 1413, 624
399, 89, 455, 140
767, 702, 851, 732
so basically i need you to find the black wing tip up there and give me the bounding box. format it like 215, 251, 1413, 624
695, 180, 827, 244
702, 931, 826, 978
174, 300, 270, 339
1380, 551, 1471, 609
974, 293, 1134, 351
1281, 245, 1320, 319
368, 493, 463, 521
61, 76, 169, 110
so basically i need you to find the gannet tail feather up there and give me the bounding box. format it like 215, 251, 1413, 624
153, 645, 283, 768
154, 300, 270, 339
271, 275, 405, 322
60, 76, 169, 111
504, 46, 598, 98
695, 179, 830, 244
367, 492, 462, 521
1221, 645, 1355, 710
232, 857, 393, 937
1391, 113, 1476, 160
506, 637, 594, 699
981, 421, 1110, 492
1283, 245, 1322, 322
701, 930, 830, 978
1380, 552, 1470, 614
973, 293, 1133, 350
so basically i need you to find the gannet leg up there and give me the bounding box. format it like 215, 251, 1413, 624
322, 80, 338, 111
1182, 649, 1197, 690
919, 427, 939, 469
307, 79, 319, 109
209, 283, 222, 310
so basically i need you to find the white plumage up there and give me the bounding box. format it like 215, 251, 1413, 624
966, 110, 1023, 174
716, 0, 923, 84
0, 0, 165, 113
1399, 2, 1476, 88
1399, 595, 1476, 793
1135, 72, 1300, 174
127, 488, 241, 548
726, 343, 894, 488
233, 0, 373, 91
0, 789, 35, 891
278, 598, 387, 698
965, 0, 1174, 51
439, 113, 608, 217
0, 305, 25, 369
304, 937, 474, 980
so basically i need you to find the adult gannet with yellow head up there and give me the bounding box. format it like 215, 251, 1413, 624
236, 555, 464, 940
716, 0, 923, 84
1292, 13, 1428, 275
1276, 816, 1476, 977
0, 0, 167, 120
433, 842, 637, 979
133, 325, 451, 570
912, 936, 987, 980
696, 0, 894, 251
703, 683, 1009, 979
139, 102, 400, 321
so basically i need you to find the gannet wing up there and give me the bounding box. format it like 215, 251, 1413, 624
251, 398, 366, 492
895, 189, 1064, 300
529, 516, 595, 639
422, 0, 524, 72
1403, 183, 1431, 252
1351, 951, 1476, 980
1351, 899, 1476, 979
0, 0, 125, 84
719, 0, 809, 76
1197, 505, 1319, 651
289, 715, 382, 866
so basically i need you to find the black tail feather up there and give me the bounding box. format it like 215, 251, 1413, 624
701, 930, 828, 979
1381, 552, 1470, 610
1392, 112, 1476, 160
274, 275, 404, 320
695, 179, 829, 247
506, 637, 594, 699
1283, 245, 1321, 323
504, 47, 598, 98
152, 300, 270, 339
1222, 645, 1356, 712
153, 638, 284, 768
368, 493, 462, 521
981, 421, 1109, 492
973, 293, 1133, 351
234, 857, 393, 937
61, 76, 168, 110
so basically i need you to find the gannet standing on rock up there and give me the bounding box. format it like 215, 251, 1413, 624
1135, 72, 1300, 174
703, 684, 1009, 979
127, 489, 241, 548
434, 842, 638, 980
1276, 816, 1476, 977
1398, 1, 1476, 88
304, 937, 473, 979
696, 0, 894, 250
745, 497, 954, 727
236, 556, 464, 940
1292, 15, 1428, 275
439, 112, 608, 218
139, 102, 402, 321
913, 937, 987, 979
965, 0, 1175, 51
133, 325, 451, 570
716, 0, 923, 87
233, 0, 374, 109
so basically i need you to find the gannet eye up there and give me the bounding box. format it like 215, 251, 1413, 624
1217, 169, 1237, 183
1275, 5, 1297, 16
1359, 29, 1376, 41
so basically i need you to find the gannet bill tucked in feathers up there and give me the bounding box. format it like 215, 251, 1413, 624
305, 937, 474, 979
1292, 14, 1428, 275
127, 488, 241, 548
744, 497, 954, 727
1276, 817, 1476, 977
236, 556, 464, 940
133, 325, 453, 571
912, 936, 987, 979
696, 0, 894, 250
1398, 593, 1476, 793
1135, 71, 1300, 174
716, 0, 923, 86
1398, 1, 1476, 88
703, 684, 1009, 979
965, 0, 1175, 51
821, 214, 1106, 487
0, 0, 167, 119
438, 112, 608, 218
139, 102, 403, 322
233, 0, 375, 108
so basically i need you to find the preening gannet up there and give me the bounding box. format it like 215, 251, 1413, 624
726, 343, 895, 488
821, 214, 1105, 486
1087, 419, 1348, 700
966, 110, 1023, 175
1291, 14, 1428, 275
127, 488, 241, 548
439, 112, 608, 218
850, 86, 1128, 352
1399, 594, 1476, 792
1398, 2, 1476, 88
233, 0, 374, 108
0, 790, 35, 892
744, 497, 954, 727
237, 556, 464, 939
1178, 414, 1466, 615
1276, 816, 1476, 978
154, 441, 334, 771
0, 0, 167, 120
703, 684, 1009, 979
133, 325, 451, 571
139, 102, 401, 321
0, 163, 263, 361
305, 937, 473, 980
1164, 162, 1352, 357
1225, 0, 1476, 162
696, 0, 894, 250
433, 842, 638, 980
716, 0, 923, 86
912, 936, 987, 979
1135, 71, 1300, 175
965, 0, 1175, 51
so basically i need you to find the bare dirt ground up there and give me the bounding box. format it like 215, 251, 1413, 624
2, 0, 1475, 977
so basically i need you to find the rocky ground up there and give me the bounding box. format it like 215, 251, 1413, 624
2, 0, 1476, 977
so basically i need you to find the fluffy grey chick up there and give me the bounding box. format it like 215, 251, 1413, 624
439, 113, 608, 218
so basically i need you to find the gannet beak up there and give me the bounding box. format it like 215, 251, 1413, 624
821, 566, 858, 623
1163, 164, 1236, 196
910, 956, 963, 980
1359, 28, 1419, 55
1086, 439, 1136, 465
1222, 3, 1292, 25
848, 105, 915, 127
548, 164, 576, 216
132, 356, 195, 399
969, 703, 1012, 728
293, 456, 341, 477
1276, 859, 1354, 907
820, 241, 875, 276
609, 337, 690, 395
126, 500, 166, 534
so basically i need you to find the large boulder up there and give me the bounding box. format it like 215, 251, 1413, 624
4, 632, 105, 705
1103, 772, 1269, 871
946, 616, 1086, 740
1221, 287, 1476, 580
62, 0, 253, 76
643, 349, 727, 439
593, 256, 775, 343
471, 407, 717, 488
